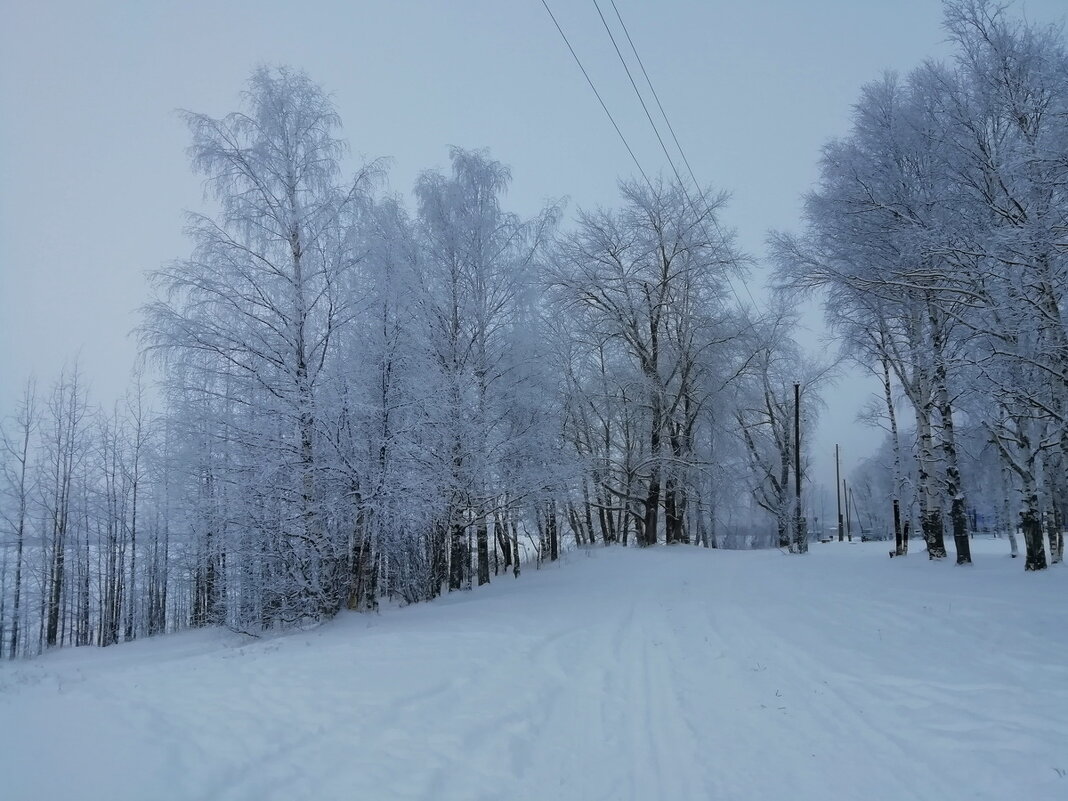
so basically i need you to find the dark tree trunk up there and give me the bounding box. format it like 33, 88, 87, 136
45, 541, 64, 648
663, 478, 677, 544
466, 523, 473, 589
1021, 504, 1047, 571
1049, 504, 1064, 565
567, 505, 585, 546
643, 478, 660, 547
922, 510, 947, 559
547, 502, 559, 562
10, 528, 23, 657
476, 516, 490, 586
496, 513, 512, 567
448, 518, 465, 591
511, 519, 521, 578
644, 365, 661, 547
1055, 508, 1063, 563
893, 499, 904, 557
347, 514, 378, 611
950, 494, 971, 565
598, 486, 615, 543
777, 514, 789, 549
673, 489, 689, 545
429, 521, 447, 599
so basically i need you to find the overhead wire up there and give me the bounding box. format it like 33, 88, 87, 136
591, 0, 690, 198
538, 0, 655, 193
538, 0, 764, 333
593, 0, 763, 315
608, 0, 702, 193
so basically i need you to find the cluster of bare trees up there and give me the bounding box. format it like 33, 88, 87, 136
550, 180, 742, 549
0, 66, 831, 657
0, 369, 160, 658
3, 2, 1062, 667
774, 0, 1068, 570
731, 317, 835, 552
138, 68, 578, 629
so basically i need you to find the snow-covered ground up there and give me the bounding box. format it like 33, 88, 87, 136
2, 539, 1065, 801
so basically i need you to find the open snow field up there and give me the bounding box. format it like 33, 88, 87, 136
1, 539, 1065, 801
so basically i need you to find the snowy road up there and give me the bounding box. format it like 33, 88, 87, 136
2, 540, 1066, 800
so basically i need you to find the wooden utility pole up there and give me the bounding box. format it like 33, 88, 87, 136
794, 382, 806, 552
835, 444, 844, 542
850, 486, 864, 540
843, 478, 852, 541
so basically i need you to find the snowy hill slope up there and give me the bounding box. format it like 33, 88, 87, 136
1, 540, 1065, 801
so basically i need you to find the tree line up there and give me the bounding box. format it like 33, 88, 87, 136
1, 0, 1063, 660
0, 66, 827, 657
773, 0, 1068, 570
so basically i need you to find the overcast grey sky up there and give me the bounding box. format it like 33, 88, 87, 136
2, 0, 1064, 485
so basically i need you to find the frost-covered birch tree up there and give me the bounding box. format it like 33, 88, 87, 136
144, 67, 379, 622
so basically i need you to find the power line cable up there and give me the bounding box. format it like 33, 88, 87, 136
541, 0, 764, 337
539, 0, 654, 193
591, 0, 690, 197
609, 0, 702, 193
592, 0, 763, 314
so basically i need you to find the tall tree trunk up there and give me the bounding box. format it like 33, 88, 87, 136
1045, 449, 1065, 565
930, 306, 971, 565
347, 508, 378, 611
1050, 506, 1064, 566
879, 353, 906, 556
7, 393, 32, 658
1020, 499, 1047, 572
1000, 469, 1020, 559
906, 303, 946, 560
45, 534, 65, 648
511, 517, 521, 578
547, 502, 559, 562
429, 521, 447, 599
581, 478, 597, 545
496, 512, 512, 568
126, 475, 138, 641
663, 475, 678, 544
448, 515, 465, 591
778, 416, 791, 548
1019, 437, 1047, 571
643, 329, 662, 546
916, 404, 946, 559
476, 514, 490, 585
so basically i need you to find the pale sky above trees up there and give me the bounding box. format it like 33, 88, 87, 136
1, 0, 1064, 484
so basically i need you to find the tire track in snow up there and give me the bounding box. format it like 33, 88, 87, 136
4, 542, 1065, 800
